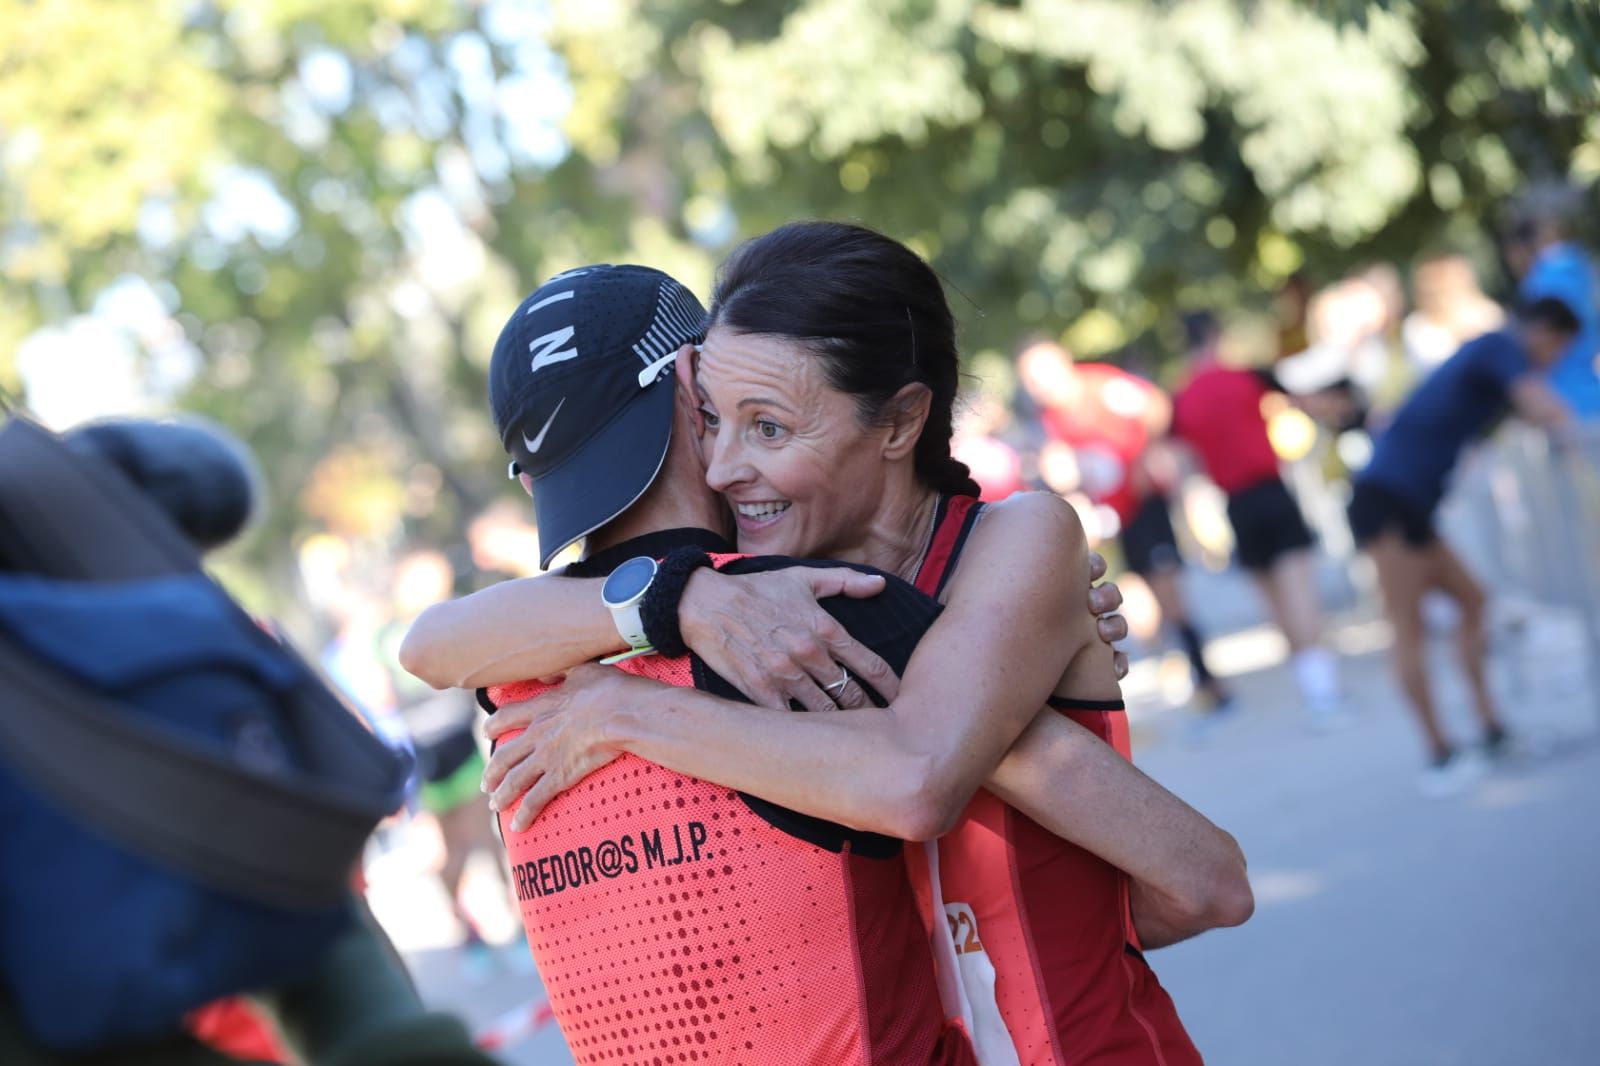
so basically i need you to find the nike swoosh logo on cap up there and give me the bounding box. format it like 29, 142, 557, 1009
522, 397, 565, 454
637, 352, 676, 388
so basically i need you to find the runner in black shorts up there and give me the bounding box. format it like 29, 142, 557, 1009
1012, 342, 1231, 719
1224, 477, 1316, 573
1346, 481, 1436, 549
1347, 300, 1576, 794
1170, 311, 1346, 729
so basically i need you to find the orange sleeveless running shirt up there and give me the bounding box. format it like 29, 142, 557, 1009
915, 495, 1201, 1066
484, 538, 976, 1066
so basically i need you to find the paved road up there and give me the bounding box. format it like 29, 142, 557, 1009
1137, 611, 1600, 1066
389, 598, 1600, 1065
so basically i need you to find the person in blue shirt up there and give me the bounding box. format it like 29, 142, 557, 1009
1347, 298, 1577, 794
1507, 202, 1600, 418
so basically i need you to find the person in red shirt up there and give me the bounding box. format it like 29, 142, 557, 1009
1169, 311, 1345, 728
1016, 340, 1231, 715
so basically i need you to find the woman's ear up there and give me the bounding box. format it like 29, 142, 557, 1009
882, 383, 933, 462
674, 343, 704, 436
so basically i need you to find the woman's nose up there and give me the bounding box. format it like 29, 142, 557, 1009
704, 431, 749, 493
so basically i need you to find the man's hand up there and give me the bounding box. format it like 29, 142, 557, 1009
1087, 551, 1130, 680
679, 567, 899, 711
1130, 872, 1253, 950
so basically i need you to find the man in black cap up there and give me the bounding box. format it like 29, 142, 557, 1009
492, 264, 716, 569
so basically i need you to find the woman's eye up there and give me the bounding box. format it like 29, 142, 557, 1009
755, 420, 784, 440
700, 408, 721, 430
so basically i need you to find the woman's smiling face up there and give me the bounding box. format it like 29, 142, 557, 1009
693, 324, 895, 558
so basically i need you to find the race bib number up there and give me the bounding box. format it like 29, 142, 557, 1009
942, 902, 1020, 1066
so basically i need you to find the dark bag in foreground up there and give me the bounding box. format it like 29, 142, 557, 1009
0, 416, 410, 1051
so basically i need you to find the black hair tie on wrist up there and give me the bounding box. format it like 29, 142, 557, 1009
640, 546, 714, 657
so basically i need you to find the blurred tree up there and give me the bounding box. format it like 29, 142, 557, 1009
0, 0, 648, 618
549, 0, 1596, 353
0, 0, 1594, 615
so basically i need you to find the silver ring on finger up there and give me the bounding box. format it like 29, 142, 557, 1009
824, 669, 851, 697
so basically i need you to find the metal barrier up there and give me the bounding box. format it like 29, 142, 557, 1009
1453, 423, 1600, 724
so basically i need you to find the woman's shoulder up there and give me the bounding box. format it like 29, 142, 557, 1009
976, 491, 1089, 552
931, 492, 1093, 635
950, 491, 1089, 592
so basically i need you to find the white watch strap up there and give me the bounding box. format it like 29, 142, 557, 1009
610, 600, 650, 650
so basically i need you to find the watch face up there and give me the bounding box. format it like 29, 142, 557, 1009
603, 556, 657, 606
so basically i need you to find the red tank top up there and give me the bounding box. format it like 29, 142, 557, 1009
1170, 360, 1280, 496
916, 496, 1201, 1066
485, 556, 975, 1066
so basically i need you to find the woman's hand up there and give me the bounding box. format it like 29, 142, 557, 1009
482, 664, 661, 832
678, 567, 899, 712
1087, 551, 1130, 680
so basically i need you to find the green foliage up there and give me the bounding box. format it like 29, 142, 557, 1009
0, 0, 1594, 609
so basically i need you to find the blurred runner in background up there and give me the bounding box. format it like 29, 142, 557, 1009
1016, 340, 1231, 717
1403, 252, 1506, 377
1347, 299, 1578, 794
1170, 313, 1348, 730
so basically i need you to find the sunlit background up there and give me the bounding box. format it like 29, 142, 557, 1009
4, 2, 1600, 1063
3, 0, 1595, 623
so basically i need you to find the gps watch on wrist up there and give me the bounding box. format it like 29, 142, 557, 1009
600, 556, 657, 663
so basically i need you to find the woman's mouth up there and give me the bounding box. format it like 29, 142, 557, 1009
733, 500, 791, 534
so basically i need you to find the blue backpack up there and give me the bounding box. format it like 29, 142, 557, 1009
0, 416, 410, 1051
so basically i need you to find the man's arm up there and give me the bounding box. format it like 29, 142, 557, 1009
986, 712, 1253, 946
400, 572, 621, 690
1509, 376, 1570, 429
400, 565, 890, 695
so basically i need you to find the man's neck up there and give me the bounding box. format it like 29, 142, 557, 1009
584, 428, 731, 558
585, 496, 724, 557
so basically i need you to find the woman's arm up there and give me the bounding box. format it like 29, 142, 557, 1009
484, 493, 1103, 837
986, 711, 1253, 943
679, 548, 1131, 709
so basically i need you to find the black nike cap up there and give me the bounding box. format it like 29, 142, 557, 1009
489, 264, 707, 568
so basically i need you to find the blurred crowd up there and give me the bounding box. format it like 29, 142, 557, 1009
957, 198, 1593, 546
